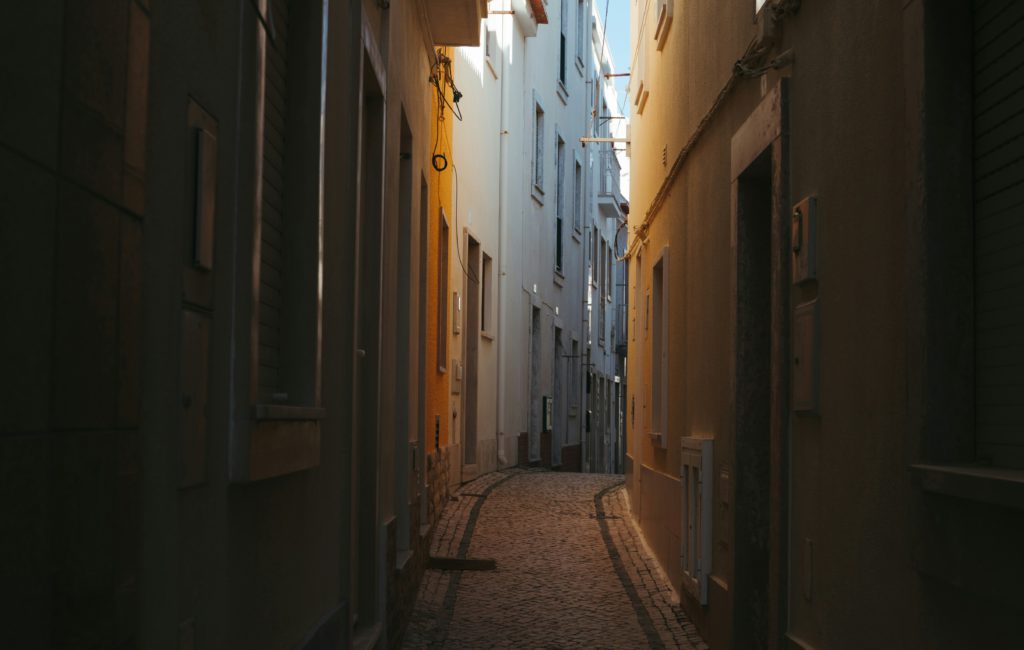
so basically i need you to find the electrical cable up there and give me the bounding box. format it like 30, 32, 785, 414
430, 48, 478, 286
623, 20, 797, 261
625, 0, 654, 93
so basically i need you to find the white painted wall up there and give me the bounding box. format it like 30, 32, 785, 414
454, 0, 626, 471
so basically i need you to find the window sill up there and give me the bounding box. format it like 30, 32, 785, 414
911, 463, 1024, 511
575, 56, 585, 77
553, 269, 566, 287
556, 80, 569, 105
572, 228, 582, 242
531, 184, 545, 206
481, 329, 495, 341
485, 55, 498, 79
244, 410, 322, 481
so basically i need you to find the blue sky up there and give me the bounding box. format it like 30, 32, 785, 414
598, 0, 631, 117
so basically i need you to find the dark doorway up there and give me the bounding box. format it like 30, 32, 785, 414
553, 326, 563, 466
394, 112, 414, 556
352, 52, 384, 633
733, 147, 772, 650
529, 306, 542, 462
417, 176, 429, 533
464, 237, 481, 472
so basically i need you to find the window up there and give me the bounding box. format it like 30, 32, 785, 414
973, 3, 1024, 469
559, 0, 568, 84
533, 99, 545, 193
484, 26, 498, 78
576, 0, 587, 64
587, 303, 593, 346
556, 135, 566, 272
481, 253, 493, 334
599, 240, 606, 345
437, 210, 450, 371
254, 0, 325, 408
573, 159, 583, 231
589, 232, 598, 286
606, 242, 612, 302
571, 338, 580, 409
633, 253, 640, 342
651, 251, 668, 438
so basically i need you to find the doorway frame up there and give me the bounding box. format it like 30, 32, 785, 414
728, 79, 791, 650
350, 20, 388, 641
462, 230, 482, 479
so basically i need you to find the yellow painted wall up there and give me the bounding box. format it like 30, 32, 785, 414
426, 47, 455, 452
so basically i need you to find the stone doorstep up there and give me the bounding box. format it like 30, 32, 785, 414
427, 556, 497, 571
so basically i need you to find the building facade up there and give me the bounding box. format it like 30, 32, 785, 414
452, 0, 628, 474
625, 0, 1024, 648
584, 22, 630, 474
0, 0, 482, 647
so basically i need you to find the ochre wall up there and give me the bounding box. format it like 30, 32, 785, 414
627, 1, 1024, 649
426, 46, 455, 453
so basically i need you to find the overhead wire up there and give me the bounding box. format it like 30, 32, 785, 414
625, 0, 654, 92
622, 3, 799, 261
430, 47, 478, 286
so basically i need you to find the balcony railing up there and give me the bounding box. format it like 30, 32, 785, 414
597, 148, 625, 219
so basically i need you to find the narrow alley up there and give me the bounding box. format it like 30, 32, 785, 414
404, 470, 707, 649
3, 0, 1024, 648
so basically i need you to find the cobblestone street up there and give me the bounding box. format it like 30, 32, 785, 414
404, 470, 708, 649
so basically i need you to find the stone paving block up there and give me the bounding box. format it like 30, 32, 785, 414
403, 471, 708, 649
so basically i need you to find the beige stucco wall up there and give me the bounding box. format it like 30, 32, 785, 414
627, 1, 1024, 649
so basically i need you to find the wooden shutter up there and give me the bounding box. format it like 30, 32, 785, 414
259, 0, 289, 399
974, 0, 1024, 468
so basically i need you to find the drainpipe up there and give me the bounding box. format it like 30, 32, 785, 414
495, 1, 510, 468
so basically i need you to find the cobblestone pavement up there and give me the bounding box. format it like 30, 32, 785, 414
404, 470, 709, 649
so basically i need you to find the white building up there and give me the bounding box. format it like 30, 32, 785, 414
451, 0, 627, 473
583, 7, 630, 473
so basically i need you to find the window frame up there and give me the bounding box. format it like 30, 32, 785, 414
559, 0, 568, 85
532, 94, 546, 201
650, 247, 669, 439
575, 0, 587, 68
437, 209, 450, 372
483, 25, 499, 78
555, 132, 566, 274
573, 157, 583, 233
481, 252, 494, 337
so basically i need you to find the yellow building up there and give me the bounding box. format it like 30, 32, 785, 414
425, 45, 458, 520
